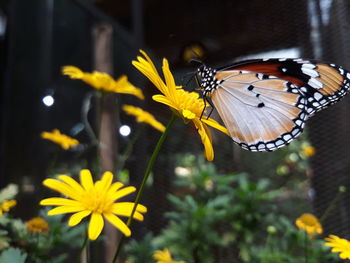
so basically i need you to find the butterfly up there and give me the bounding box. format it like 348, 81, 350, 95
196, 58, 350, 152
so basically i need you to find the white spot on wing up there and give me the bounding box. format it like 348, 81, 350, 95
314, 92, 323, 100
308, 78, 323, 89
302, 67, 319, 78
302, 63, 316, 69
283, 134, 292, 141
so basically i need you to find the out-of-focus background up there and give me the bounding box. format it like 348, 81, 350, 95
1, 0, 350, 262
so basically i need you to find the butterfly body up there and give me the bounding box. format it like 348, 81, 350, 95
196, 58, 350, 152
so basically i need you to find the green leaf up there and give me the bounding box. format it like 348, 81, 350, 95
0, 184, 18, 203
0, 248, 27, 263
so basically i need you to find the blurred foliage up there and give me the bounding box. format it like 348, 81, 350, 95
0, 186, 86, 263
124, 233, 156, 263
0, 185, 18, 203
125, 152, 331, 263
249, 215, 334, 263
0, 248, 27, 263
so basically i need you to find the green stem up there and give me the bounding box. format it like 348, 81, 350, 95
304, 231, 308, 263
320, 188, 345, 223
76, 230, 89, 263
82, 92, 98, 144
117, 126, 143, 174
111, 114, 178, 263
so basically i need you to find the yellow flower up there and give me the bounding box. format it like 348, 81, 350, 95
295, 213, 323, 238
40, 169, 147, 240
122, 105, 165, 132
26, 217, 49, 233
62, 66, 144, 99
153, 248, 186, 263
182, 43, 205, 63
41, 129, 79, 150
325, 235, 350, 260
0, 200, 16, 216
302, 145, 316, 157
132, 50, 229, 161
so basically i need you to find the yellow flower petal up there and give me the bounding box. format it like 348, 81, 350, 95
47, 206, 84, 215
42, 179, 81, 200
107, 182, 125, 195
162, 58, 177, 99
97, 171, 113, 192
113, 76, 144, 100
110, 186, 136, 202
68, 210, 92, 226
111, 203, 147, 221
324, 234, 350, 260
201, 117, 230, 136
88, 212, 104, 240
193, 119, 214, 161
40, 197, 81, 206
41, 129, 79, 150
182, 110, 196, 120
80, 169, 94, 190
152, 95, 177, 110
62, 66, 84, 79
63, 66, 143, 99
122, 105, 166, 132
153, 248, 186, 263
104, 213, 131, 237
132, 51, 167, 95
57, 175, 84, 193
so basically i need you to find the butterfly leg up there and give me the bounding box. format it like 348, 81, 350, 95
200, 94, 215, 120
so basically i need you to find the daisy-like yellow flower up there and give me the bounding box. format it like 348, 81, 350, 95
41, 129, 79, 150
182, 43, 205, 63
62, 66, 144, 100
40, 169, 147, 240
325, 234, 350, 260
132, 50, 229, 161
153, 248, 186, 263
0, 200, 16, 216
302, 145, 316, 157
122, 105, 165, 132
26, 217, 49, 233
295, 213, 323, 238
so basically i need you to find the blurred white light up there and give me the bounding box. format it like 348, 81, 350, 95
119, 125, 131, 136
42, 95, 54, 107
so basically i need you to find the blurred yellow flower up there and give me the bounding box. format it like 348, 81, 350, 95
182, 43, 205, 63
26, 217, 49, 233
132, 50, 229, 161
302, 145, 316, 157
122, 105, 165, 132
40, 169, 147, 240
41, 129, 79, 150
325, 235, 350, 260
62, 66, 144, 99
295, 213, 323, 238
0, 200, 16, 216
153, 248, 185, 263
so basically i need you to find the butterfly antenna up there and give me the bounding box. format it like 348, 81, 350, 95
189, 58, 205, 66
181, 70, 197, 89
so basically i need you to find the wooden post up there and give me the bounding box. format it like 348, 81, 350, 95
93, 23, 120, 263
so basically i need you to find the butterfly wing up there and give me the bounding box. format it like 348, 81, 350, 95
210, 70, 308, 151
227, 58, 350, 115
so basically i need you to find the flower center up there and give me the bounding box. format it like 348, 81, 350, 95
176, 90, 206, 119
81, 188, 113, 214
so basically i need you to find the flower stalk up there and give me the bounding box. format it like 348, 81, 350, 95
112, 113, 178, 263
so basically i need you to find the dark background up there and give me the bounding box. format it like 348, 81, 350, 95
1, 0, 350, 262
